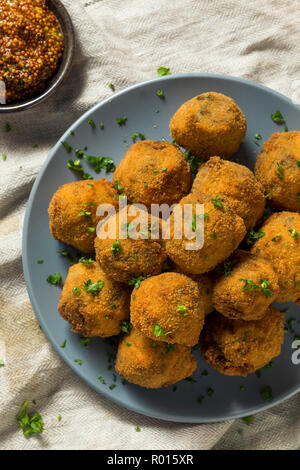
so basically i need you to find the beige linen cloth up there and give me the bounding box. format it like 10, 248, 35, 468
0, 0, 299, 450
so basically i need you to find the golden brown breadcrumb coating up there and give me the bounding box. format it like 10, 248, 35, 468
115, 328, 197, 388
94, 205, 167, 283
113, 140, 191, 207
170, 92, 246, 159
212, 250, 279, 320
166, 193, 246, 275
172, 263, 214, 315
192, 156, 265, 230
48, 178, 118, 253
58, 262, 130, 337
255, 131, 300, 212
131, 272, 204, 347
201, 307, 284, 376
250, 211, 300, 302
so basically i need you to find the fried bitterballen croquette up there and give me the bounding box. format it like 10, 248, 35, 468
58, 261, 130, 337
48, 178, 118, 253
113, 140, 191, 207
94, 205, 167, 283
170, 92, 247, 159
131, 272, 204, 347
166, 193, 246, 275
115, 328, 197, 388
212, 250, 279, 321
201, 308, 284, 377
250, 211, 300, 302
192, 156, 265, 230
255, 131, 300, 212
173, 264, 214, 315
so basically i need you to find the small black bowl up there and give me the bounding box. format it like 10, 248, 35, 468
0, 0, 75, 113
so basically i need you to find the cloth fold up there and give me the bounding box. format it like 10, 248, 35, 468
0, 0, 299, 450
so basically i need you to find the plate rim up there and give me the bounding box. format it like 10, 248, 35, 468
22, 72, 300, 423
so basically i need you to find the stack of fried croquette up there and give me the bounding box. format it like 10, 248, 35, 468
48, 91, 300, 388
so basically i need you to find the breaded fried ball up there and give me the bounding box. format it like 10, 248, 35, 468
94, 205, 167, 283
48, 178, 118, 253
212, 250, 279, 321
115, 328, 197, 388
58, 261, 130, 337
173, 264, 214, 315
250, 212, 300, 302
255, 131, 300, 212
192, 156, 265, 230
170, 92, 247, 159
166, 193, 246, 275
131, 272, 204, 347
113, 140, 191, 207
201, 308, 284, 377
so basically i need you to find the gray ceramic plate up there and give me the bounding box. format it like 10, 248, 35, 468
23, 73, 300, 423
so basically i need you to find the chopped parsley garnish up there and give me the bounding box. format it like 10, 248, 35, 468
254, 133, 262, 146
261, 385, 272, 401
135, 426, 141, 432
120, 321, 133, 334
211, 196, 224, 209
74, 359, 82, 365
185, 149, 203, 174
80, 336, 91, 348
239, 278, 273, 298
17, 401, 43, 437
197, 395, 204, 405
177, 305, 187, 317
72, 287, 81, 294
242, 416, 254, 425
153, 323, 172, 338
76, 209, 92, 219
131, 132, 145, 142
185, 377, 197, 383
207, 387, 214, 397
277, 162, 284, 179
67, 159, 92, 180
47, 272, 62, 286
98, 375, 106, 384
271, 234, 281, 242
109, 384, 116, 390
156, 89, 164, 98
75, 149, 84, 158
0, 359, 4, 367
116, 117, 127, 126
88, 227, 95, 233
2, 154, 7, 161
216, 259, 237, 277
297, 161, 300, 168
288, 229, 298, 239
111, 240, 121, 255
88, 119, 96, 129
100, 122, 104, 130
157, 66, 170, 76
84, 279, 104, 295
110, 304, 117, 310
79, 257, 93, 266
60, 340, 66, 348
125, 342, 131, 347
58, 249, 74, 265
166, 343, 175, 351
5, 122, 11, 132
108, 83, 115, 91
37, 259, 44, 264
58, 415, 62, 422
271, 110, 287, 130
84, 155, 115, 173
246, 230, 265, 245
61, 141, 73, 153
128, 275, 151, 288
114, 180, 124, 191
212, 231, 217, 240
